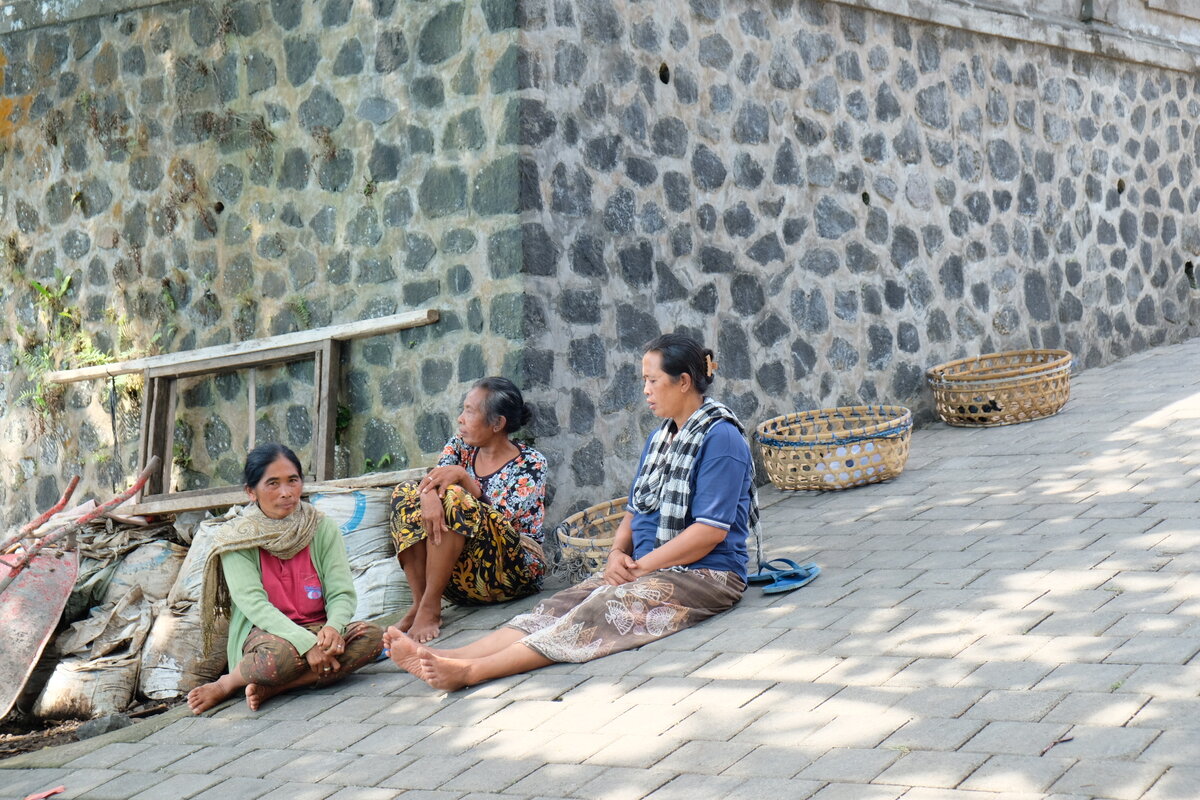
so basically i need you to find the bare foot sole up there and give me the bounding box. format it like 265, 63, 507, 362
418, 653, 472, 692
245, 683, 285, 711
187, 680, 233, 715
386, 631, 428, 678
408, 608, 442, 644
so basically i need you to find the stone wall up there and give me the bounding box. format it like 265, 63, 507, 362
519, 0, 1200, 510
2, 0, 1199, 526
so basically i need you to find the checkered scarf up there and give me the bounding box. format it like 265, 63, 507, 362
630, 397, 761, 549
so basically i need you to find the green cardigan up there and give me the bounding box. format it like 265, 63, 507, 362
220, 516, 358, 668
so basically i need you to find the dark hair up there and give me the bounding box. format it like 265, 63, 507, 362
473, 376, 533, 433
244, 443, 303, 488
644, 333, 715, 395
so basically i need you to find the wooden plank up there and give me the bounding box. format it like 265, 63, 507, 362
141, 377, 173, 497
45, 308, 440, 385
146, 342, 322, 379
125, 466, 430, 516
314, 339, 341, 482
248, 367, 257, 451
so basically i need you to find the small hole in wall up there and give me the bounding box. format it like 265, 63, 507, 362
214, 202, 225, 214
1186, 261, 1197, 290
1117, 178, 1126, 194
659, 63, 670, 84
861, 192, 871, 206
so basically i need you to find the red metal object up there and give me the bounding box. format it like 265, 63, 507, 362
0, 549, 78, 719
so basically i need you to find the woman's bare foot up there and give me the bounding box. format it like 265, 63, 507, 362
397, 605, 418, 633
187, 676, 238, 714
386, 629, 429, 678
408, 607, 442, 643
418, 652, 472, 691
245, 683, 286, 711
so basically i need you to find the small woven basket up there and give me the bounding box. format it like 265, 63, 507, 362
927, 349, 1072, 427
756, 406, 913, 491
554, 497, 627, 576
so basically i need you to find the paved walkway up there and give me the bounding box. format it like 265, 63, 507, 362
6, 339, 1200, 800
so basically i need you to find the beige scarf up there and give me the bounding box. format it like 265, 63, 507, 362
200, 501, 323, 653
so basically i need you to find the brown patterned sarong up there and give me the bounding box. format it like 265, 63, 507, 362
389, 481, 544, 606
507, 569, 745, 663
241, 620, 383, 686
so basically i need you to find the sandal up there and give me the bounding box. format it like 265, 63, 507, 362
761, 562, 821, 595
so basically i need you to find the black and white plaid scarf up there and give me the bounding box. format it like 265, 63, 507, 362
630, 397, 761, 551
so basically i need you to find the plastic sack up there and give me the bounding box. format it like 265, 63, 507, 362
33, 652, 140, 720
102, 540, 186, 607
139, 606, 228, 700
168, 507, 237, 609
136, 511, 233, 700
310, 489, 411, 620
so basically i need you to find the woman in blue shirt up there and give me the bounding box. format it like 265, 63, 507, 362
385, 333, 758, 690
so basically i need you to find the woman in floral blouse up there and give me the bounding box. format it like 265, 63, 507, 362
389, 377, 546, 642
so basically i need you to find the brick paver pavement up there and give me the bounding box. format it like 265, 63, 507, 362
5, 339, 1200, 799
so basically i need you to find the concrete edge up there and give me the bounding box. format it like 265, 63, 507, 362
0, 702, 193, 770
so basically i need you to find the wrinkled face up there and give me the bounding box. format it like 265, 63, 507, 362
457, 387, 498, 446
247, 456, 303, 520
642, 350, 687, 420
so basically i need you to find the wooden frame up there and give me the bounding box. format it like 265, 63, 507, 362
46, 309, 440, 514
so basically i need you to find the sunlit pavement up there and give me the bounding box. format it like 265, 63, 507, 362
6, 339, 1200, 799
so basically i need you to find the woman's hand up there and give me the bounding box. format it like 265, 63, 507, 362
420, 465, 469, 497
315, 625, 345, 657
603, 550, 642, 586
419, 488, 449, 546
305, 642, 341, 677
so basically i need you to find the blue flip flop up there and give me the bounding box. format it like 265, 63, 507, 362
747, 558, 804, 584
762, 562, 821, 594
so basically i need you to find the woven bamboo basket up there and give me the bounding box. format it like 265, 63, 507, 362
927, 348, 1072, 427
554, 496, 627, 575
755, 406, 913, 491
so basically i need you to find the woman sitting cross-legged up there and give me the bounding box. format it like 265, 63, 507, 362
187, 443, 383, 714
384, 333, 757, 690
389, 376, 547, 643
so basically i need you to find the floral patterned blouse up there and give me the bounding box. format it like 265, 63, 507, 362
439, 436, 547, 542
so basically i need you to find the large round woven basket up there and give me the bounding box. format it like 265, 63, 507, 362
927, 349, 1072, 427
554, 497, 627, 575
756, 406, 913, 491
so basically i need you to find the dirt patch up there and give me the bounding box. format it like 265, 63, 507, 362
0, 700, 184, 760
0, 716, 83, 760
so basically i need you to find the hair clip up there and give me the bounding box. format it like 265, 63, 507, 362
704, 354, 718, 378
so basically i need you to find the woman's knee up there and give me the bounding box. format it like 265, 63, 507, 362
241, 635, 306, 686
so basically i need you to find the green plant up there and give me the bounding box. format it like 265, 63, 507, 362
172, 442, 193, 470
363, 179, 377, 197
335, 404, 352, 442
16, 270, 114, 419
364, 453, 393, 472
287, 296, 312, 328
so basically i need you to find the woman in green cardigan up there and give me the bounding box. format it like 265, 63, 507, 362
187, 443, 383, 714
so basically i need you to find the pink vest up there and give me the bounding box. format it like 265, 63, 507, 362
259, 545, 326, 627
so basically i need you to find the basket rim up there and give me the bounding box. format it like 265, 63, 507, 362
926, 349, 1072, 383
555, 496, 628, 529
755, 405, 912, 445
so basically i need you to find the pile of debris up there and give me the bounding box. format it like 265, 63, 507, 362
1, 460, 409, 733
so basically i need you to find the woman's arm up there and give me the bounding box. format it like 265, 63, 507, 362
633, 521, 727, 573
221, 548, 319, 656
312, 518, 357, 632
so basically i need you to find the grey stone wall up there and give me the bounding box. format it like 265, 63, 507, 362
2, 0, 1199, 526
517, 0, 1200, 512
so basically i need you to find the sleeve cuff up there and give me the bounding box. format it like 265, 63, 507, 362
694, 516, 731, 531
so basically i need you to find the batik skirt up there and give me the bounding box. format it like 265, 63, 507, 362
506, 568, 745, 663
389, 481, 545, 605
241, 620, 383, 687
